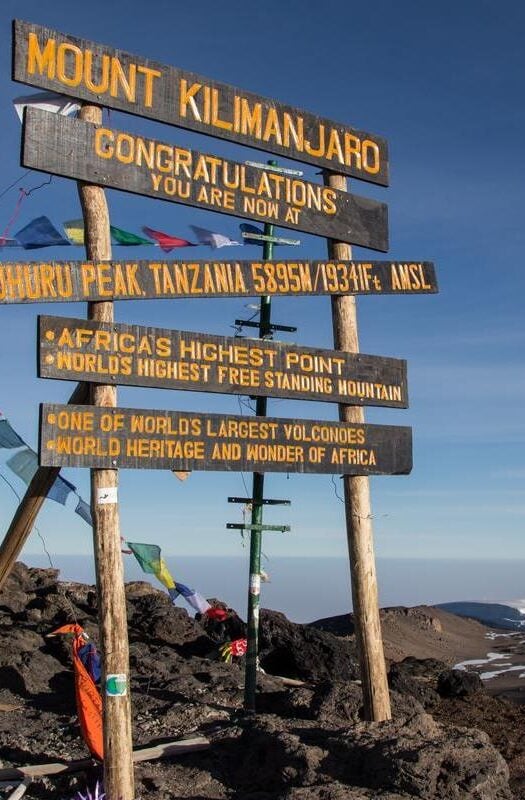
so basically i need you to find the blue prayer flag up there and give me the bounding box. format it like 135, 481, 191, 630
15, 216, 71, 249
75, 497, 92, 525
6, 447, 38, 485
0, 419, 25, 449
48, 475, 76, 505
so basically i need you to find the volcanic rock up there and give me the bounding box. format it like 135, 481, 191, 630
437, 668, 484, 698
0, 563, 519, 799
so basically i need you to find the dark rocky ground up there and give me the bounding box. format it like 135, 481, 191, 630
0, 563, 524, 799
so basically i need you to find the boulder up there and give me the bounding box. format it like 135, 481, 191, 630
388, 657, 446, 707
437, 669, 484, 698
259, 610, 359, 682
324, 710, 511, 799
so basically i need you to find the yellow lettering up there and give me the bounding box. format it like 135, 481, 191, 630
27, 33, 56, 78
56, 43, 83, 87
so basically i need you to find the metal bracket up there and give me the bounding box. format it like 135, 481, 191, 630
234, 319, 297, 333
228, 497, 291, 506
241, 232, 300, 246
226, 523, 291, 533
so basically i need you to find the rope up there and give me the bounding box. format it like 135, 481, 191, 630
0, 189, 27, 245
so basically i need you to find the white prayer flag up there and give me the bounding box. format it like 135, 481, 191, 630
190, 225, 240, 248
13, 91, 81, 123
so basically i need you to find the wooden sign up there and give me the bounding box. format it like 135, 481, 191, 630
22, 109, 388, 251
39, 404, 412, 476
0, 259, 437, 304
38, 316, 408, 409
13, 19, 389, 185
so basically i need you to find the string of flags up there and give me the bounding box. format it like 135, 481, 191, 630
0, 411, 92, 525
125, 541, 248, 660
0, 215, 274, 251
125, 542, 211, 615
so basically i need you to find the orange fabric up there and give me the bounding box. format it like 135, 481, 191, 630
50, 624, 104, 760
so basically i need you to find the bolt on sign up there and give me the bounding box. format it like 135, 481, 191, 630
39, 404, 412, 476
13, 19, 389, 185
0, 259, 438, 304
38, 316, 409, 408
22, 109, 388, 250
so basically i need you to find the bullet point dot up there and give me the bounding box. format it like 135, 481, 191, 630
45, 355, 54, 364
48, 414, 56, 423
46, 441, 55, 450
45, 331, 55, 340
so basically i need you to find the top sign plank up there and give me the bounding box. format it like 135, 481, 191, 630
12, 19, 389, 185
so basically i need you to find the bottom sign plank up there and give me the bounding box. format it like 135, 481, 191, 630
39, 404, 412, 476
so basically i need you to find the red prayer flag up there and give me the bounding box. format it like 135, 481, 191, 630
142, 226, 196, 252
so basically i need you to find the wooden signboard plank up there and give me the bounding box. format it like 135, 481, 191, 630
22, 109, 388, 251
13, 19, 389, 186
39, 404, 412, 476
38, 316, 409, 409
0, 259, 438, 304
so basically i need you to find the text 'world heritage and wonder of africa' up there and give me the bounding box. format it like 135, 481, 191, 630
40, 405, 412, 476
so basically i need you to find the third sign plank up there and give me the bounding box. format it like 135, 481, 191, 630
0, 259, 437, 304
39, 316, 408, 408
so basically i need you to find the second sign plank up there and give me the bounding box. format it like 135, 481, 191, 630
39, 316, 408, 408
22, 109, 388, 251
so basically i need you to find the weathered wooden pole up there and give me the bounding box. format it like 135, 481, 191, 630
0, 381, 88, 592
77, 104, 134, 799
324, 171, 392, 722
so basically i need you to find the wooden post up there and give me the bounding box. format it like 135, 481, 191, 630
0, 381, 88, 592
77, 104, 134, 799
324, 171, 392, 722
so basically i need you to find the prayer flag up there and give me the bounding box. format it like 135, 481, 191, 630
110, 226, 152, 246
142, 226, 196, 252
75, 497, 93, 526
78, 642, 102, 684
190, 225, 240, 248
63, 219, 85, 245
127, 542, 176, 590
48, 475, 76, 506
13, 91, 81, 123
6, 447, 38, 485
219, 637, 247, 662
15, 216, 70, 249
0, 419, 25, 449
48, 624, 103, 760
169, 582, 211, 614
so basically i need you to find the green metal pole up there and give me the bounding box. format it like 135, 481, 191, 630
244, 159, 276, 711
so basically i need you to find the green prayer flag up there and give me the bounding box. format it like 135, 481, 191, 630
127, 542, 175, 589
110, 226, 152, 246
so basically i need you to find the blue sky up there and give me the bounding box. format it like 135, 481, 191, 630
0, 0, 524, 568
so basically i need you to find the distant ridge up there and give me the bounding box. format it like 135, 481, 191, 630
437, 602, 525, 631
